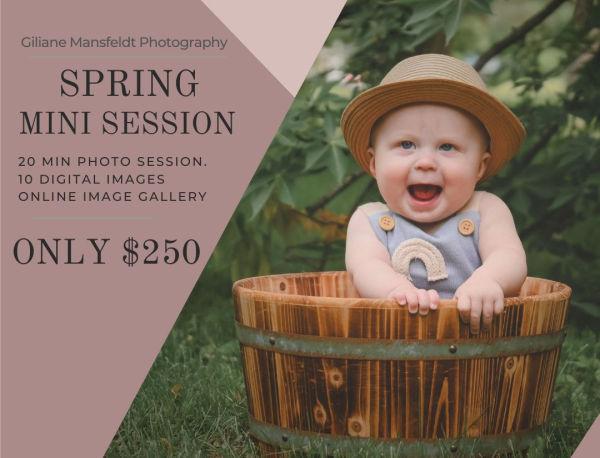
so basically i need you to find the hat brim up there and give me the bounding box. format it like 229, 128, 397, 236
341, 79, 526, 181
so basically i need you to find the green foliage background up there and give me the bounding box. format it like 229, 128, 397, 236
210, 0, 600, 321
109, 1, 600, 456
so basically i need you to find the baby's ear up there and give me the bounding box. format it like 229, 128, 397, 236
368, 147, 376, 176
477, 152, 491, 180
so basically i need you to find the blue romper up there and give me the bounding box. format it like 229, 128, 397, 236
363, 202, 482, 298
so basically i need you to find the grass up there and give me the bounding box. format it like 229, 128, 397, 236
107, 289, 254, 458
107, 286, 600, 457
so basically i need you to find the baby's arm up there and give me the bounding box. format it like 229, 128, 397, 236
345, 207, 439, 314
455, 192, 527, 333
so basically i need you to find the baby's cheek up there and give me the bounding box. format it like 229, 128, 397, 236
380, 182, 405, 205
444, 167, 478, 192
381, 165, 407, 185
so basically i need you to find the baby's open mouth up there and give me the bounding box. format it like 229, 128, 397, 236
408, 184, 442, 202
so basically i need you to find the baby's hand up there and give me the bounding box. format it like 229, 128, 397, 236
387, 284, 439, 315
454, 273, 504, 334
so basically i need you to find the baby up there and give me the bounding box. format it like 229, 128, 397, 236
342, 54, 527, 334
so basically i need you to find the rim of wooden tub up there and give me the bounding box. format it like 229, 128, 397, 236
232, 271, 572, 309
233, 272, 571, 361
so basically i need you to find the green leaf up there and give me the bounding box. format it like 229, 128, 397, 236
277, 133, 296, 147
249, 183, 274, 220
308, 85, 323, 107
393, 0, 424, 4
548, 190, 577, 211
443, 0, 465, 44
243, 176, 273, 198
324, 113, 337, 139
405, 0, 453, 27
470, 0, 493, 14
406, 19, 444, 49
403, 15, 440, 36
329, 144, 348, 184
304, 145, 329, 171
277, 179, 296, 207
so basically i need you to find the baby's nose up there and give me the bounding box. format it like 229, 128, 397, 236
414, 152, 438, 171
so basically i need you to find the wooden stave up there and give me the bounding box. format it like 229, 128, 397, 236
233, 272, 571, 455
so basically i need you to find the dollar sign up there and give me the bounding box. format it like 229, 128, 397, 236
123, 237, 139, 267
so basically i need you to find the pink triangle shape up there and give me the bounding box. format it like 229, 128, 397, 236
202, 0, 347, 95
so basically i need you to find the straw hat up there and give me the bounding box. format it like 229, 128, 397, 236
341, 54, 526, 181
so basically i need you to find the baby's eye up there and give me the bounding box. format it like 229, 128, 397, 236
400, 140, 416, 150
439, 143, 456, 152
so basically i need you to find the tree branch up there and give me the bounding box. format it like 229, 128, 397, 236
288, 207, 347, 229
306, 170, 365, 215
350, 179, 377, 214
287, 240, 325, 250
474, 0, 568, 71
517, 122, 560, 167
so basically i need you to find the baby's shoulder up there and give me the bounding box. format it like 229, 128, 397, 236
473, 191, 514, 224
463, 191, 508, 213
347, 202, 388, 238
356, 201, 390, 217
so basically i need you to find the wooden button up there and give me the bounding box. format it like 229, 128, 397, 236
458, 218, 475, 236
378, 215, 395, 231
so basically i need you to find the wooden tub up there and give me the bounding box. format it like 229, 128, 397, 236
233, 272, 571, 456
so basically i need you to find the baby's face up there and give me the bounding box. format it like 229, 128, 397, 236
368, 103, 490, 223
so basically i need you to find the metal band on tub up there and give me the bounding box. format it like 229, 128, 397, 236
234, 321, 566, 360
248, 417, 543, 456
